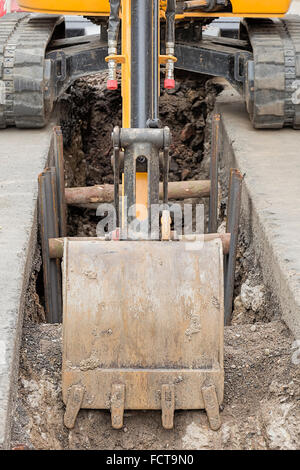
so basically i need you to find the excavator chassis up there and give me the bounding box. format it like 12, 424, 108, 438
1, 12, 300, 129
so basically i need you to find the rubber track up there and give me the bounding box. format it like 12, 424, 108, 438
0, 13, 62, 129
245, 15, 300, 129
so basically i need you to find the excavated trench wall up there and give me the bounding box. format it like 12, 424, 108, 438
60, 71, 219, 237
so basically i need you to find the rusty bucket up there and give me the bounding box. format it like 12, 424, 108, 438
62, 238, 224, 430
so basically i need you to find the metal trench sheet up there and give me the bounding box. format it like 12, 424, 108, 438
62, 239, 224, 410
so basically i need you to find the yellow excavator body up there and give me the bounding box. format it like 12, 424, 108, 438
18, 0, 292, 16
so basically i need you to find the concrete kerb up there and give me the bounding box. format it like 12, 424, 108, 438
0, 122, 56, 449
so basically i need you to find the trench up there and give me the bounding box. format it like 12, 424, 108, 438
11, 71, 300, 450
25, 70, 279, 327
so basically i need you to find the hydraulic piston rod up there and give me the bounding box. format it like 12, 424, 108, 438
131, 0, 156, 128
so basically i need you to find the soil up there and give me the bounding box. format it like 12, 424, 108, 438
11, 321, 300, 450
60, 70, 221, 188
23, 242, 45, 324
231, 230, 282, 325
59, 70, 222, 237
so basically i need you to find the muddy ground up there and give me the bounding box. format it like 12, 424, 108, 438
11, 72, 300, 449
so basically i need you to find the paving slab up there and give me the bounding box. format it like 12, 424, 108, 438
217, 90, 300, 339
0, 123, 55, 449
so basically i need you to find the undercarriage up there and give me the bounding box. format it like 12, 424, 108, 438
1, 12, 300, 129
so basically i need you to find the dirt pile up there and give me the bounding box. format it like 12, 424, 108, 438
61, 70, 221, 187
60, 71, 221, 237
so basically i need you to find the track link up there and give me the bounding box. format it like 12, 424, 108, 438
0, 13, 63, 129
245, 15, 300, 129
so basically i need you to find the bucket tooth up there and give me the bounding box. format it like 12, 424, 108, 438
202, 385, 221, 431
161, 384, 175, 430
111, 384, 125, 430
64, 384, 85, 429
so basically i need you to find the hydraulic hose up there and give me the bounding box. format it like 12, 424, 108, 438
108, 0, 121, 43
166, 0, 176, 44
107, 0, 121, 90
165, 0, 176, 90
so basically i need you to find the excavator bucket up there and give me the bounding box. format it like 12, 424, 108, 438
62, 238, 224, 430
